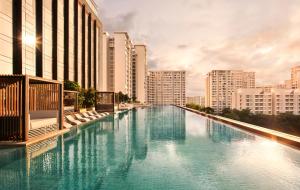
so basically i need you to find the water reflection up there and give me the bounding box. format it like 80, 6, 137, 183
0, 110, 151, 189
131, 109, 148, 160
0, 107, 299, 190
206, 120, 255, 143
147, 106, 186, 141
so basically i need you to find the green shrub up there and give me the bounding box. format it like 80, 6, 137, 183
64, 80, 80, 91
116, 91, 130, 103
82, 88, 95, 108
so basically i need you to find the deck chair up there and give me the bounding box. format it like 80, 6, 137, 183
87, 111, 102, 118
92, 110, 105, 117
64, 122, 73, 129
66, 115, 82, 125
82, 112, 97, 120
74, 114, 90, 122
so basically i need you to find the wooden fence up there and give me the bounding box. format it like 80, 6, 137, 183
29, 84, 59, 111
0, 75, 63, 141
0, 76, 24, 141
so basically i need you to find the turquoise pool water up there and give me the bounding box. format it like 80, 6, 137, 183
1, 106, 300, 190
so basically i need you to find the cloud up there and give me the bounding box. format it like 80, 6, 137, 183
97, 0, 300, 96
148, 57, 160, 69
177, 45, 188, 49
102, 11, 137, 32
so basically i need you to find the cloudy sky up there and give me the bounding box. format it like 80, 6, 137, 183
95, 0, 300, 96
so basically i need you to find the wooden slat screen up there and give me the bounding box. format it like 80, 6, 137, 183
0, 78, 23, 141
29, 84, 59, 111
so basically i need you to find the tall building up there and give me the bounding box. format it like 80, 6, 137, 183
147, 71, 186, 106
205, 70, 255, 113
186, 96, 205, 107
107, 32, 133, 97
291, 66, 300, 89
132, 45, 147, 103
99, 32, 109, 91
232, 88, 300, 115
0, 0, 103, 90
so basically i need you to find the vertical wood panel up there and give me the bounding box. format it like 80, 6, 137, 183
0, 76, 63, 141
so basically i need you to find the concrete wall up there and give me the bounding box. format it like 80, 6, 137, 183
22, 0, 36, 76
57, 0, 65, 81
0, 0, 13, 74
134, 45, 147, 103
113, 33, 127, 94
43, 0, 53, 79
99, 32, 108, 91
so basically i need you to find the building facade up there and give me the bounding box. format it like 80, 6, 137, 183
278, 66, 300, 89
132, 45, 147, 103
291, 66, 300, 89
186, 96, 205, 107
0, 0, 102, 90
99, 32, 109, 91
106, 32, 133, 97
232, 88, 300, 115
205, 70, 255, 113
147, 71, 186, 106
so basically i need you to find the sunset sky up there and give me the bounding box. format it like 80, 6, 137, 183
96, 0, 300, 96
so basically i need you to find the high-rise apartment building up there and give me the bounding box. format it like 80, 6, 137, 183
0, 0, 103, 90
232, 88, 300, 115
271, 66, 300, 89
147, 71, 186, 106
291, 66, 300, 89
99, 32, 109, 91
107, 32, 133, 97
132, 45, 147, 103
205, 70, 255, 113
186, 96, 205, 107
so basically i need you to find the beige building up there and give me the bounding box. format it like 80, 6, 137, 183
0, 0, 103, 90
291, 66, 300, 89
99, 32, 109, 91
205, 70, 255, 113
132, 45, 147, 103
147, 71, 186, 106
232, 88, 300, 115
267, 66, 300, 89
107, 32, 133, 97
186, 96, 205, 106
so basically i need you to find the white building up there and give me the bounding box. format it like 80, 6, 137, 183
132, 45, 147, 103
278, 66, 300, 89
232, 88, 300, 115
107, 32, 133, 97
205, 70, 255, 113
147, 71, 186, 106
0, 0, 103, 90
99, 32, 109, 91
291, 66, 300, 89
186, 96, 205, 107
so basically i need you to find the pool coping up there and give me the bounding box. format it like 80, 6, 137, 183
177, 106, 300, 149
0, 114, 112, 148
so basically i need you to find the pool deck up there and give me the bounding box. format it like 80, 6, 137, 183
0, 114, 112, 148
178, 106, 300, 149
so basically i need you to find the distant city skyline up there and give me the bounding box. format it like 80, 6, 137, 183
96, 0, 300, 96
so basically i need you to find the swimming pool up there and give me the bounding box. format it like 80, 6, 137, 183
0, 106, 300, 190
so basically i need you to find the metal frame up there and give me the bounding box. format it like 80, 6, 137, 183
95, 91, 115, 113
